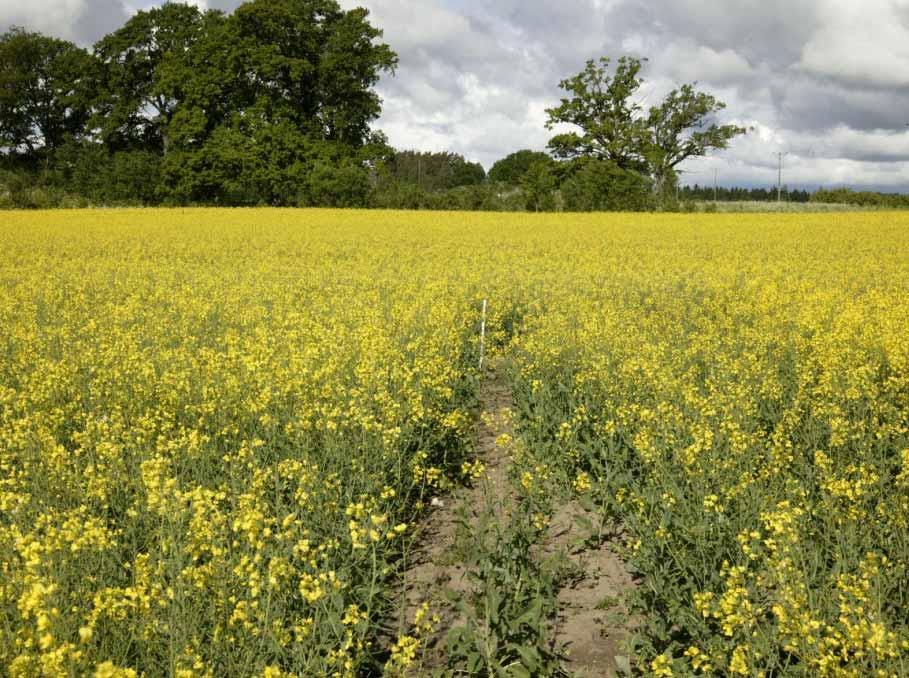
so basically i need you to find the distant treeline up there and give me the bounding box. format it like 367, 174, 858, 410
680, 184, 811, 203
6, 142, 909, 211
810, 188, 909, 208
680, 185, 909, 206
376, 150, 659, 212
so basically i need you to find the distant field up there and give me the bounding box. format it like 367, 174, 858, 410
696, 200, 872, 212
1, 209, 908, 676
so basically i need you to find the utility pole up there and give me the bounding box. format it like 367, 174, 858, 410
714, 168, 718, 202
777, 152, 783, 202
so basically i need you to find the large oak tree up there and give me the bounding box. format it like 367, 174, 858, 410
546, 56, 745, 196
163, 0, 397, 204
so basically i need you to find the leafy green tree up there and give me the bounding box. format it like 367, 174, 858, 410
370, 180, 432, 210
545, 57, 649, 172
520, 160, 557, 211
51, 141, 162, 205
92, 3, 220, 153
162, 0, 397, 205
1, 0, 396, 207
302, 160, 372, 207
218, 0, 396, 145
0, 28, 94, 157
488, 150, 553, 184
646, 84, 746, 196
450, 157, 487, 188
560, 158, 653, 212
162, 116, 309, 205
546, 56, 745, 202
386, 150, 485, 191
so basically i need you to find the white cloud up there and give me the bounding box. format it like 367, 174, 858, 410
799, 0, 909, 88
0, 0, 93, 42
658, 41, 758, 86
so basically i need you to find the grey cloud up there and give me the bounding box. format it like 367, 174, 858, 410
773, 76, 909, 134
602, 0, 820, 67
74, 0, 131, 44
0, 0, 129, 45
206, 0, 242, 11
797, 1, 909, 89
354, 0, 909, 188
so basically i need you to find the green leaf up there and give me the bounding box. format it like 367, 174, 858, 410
511, 644, 541, 672
514, 598, 542, 627
467, 651, 483, 674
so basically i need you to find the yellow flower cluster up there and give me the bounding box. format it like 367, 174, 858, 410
384, 602, 440, 676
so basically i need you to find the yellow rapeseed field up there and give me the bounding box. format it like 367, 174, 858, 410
1, 208, 908, 676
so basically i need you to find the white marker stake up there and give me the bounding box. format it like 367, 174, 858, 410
479, 299, 487, 371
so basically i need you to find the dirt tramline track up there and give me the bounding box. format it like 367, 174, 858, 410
393, 358, 636, 676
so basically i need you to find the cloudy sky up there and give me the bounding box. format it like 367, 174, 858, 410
3, 0, 909, 190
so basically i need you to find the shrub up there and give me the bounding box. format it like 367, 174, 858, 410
560, 159, 654, 212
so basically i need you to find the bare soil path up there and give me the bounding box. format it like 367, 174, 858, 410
393, 360, 514, 668
393, 360, 635, 676
546, 504, 636, 677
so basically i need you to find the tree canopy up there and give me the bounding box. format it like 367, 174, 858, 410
0, 28, 94, 156
645, 84, 746, 193
488, 150, 554, 184
161, 0, 397, 204
0, 0, 396, 206
91, 3, 220, 153
546, 56, 745, 195
385, 150, 486, 191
